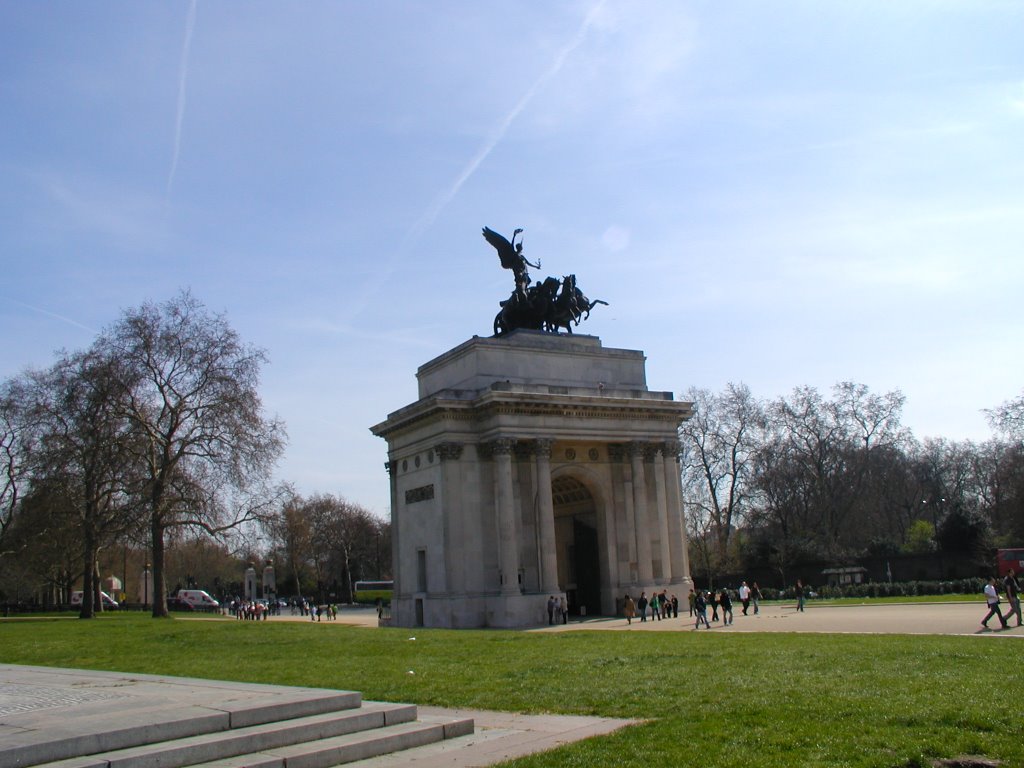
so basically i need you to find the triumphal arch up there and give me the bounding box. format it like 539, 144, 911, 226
370, 227, 694, 628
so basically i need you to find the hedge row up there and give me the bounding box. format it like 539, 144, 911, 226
758, 578, 990, 601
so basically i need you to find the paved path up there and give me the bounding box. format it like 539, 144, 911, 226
270, 601, 1024, 638
529, 600, 1024, 637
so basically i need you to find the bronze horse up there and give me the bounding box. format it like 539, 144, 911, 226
544, 275, 608, 334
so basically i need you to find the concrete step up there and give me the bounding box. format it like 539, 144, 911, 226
3, 684, 361, 768
36, 703, 419, 768
191, 717, 476, 768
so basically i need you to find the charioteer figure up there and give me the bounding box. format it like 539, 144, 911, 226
482, 226, 541, 303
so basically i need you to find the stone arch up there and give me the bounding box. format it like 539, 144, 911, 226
550, 471, 606, 615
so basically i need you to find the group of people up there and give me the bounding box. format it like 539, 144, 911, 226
613, 572, 1024, 633
229, 599, 273, 620
622, 591, 680, 624
982, 569, 1022, 630
308, 603, 338, 621
546, 595, 568, 625
693, 581, 766, 629
621, 581, 766, 630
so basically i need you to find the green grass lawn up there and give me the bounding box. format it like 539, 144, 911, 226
0, 614, 1018, 767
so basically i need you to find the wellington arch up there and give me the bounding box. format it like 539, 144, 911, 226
371, 330, 695, 628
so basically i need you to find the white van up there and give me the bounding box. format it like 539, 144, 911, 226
70, 590, 118, 607
175, 589, 220, 610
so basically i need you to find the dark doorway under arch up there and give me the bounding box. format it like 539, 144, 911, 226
552, 476, 602, 616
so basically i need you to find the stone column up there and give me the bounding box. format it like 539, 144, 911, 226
662, 439, 691, 583
652, 444, 672, 582
534, 439, 558, 592
608, 444, 636, 583
437, 442, 463, 597
492, 438, 521, 596
385, 460, 402, 601
629, 442, 653, 584
262, 562, 276, 601
244, 564, 257, 601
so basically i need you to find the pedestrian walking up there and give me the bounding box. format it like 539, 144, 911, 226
719, 588, 734, 625
1003, 569, 1022, 627
694, 590, 710, 629
982, 577, 1009, 630
738, 582, 751, 615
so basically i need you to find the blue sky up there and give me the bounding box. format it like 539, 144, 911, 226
2, 2, 1022, 519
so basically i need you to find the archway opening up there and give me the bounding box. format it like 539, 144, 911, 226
552, 476, 602, 616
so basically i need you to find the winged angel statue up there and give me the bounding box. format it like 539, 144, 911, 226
481, 226, 607, 336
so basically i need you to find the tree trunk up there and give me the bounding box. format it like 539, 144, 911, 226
79, 524, 96, 619
151, 514, 169, 617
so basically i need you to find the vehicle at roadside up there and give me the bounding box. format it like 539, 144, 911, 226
353, 580, 393, 604
997, 548, 1024, 577
174, 589, 220, 611
70, 590, 119, 608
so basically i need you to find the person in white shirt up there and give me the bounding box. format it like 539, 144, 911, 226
738, 582, 751, 615
982, 577, 1009, 630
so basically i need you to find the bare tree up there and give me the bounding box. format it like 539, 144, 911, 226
324, 498, 380, 603
0, 476, 82, 607
20, 351, 144, 617
266, 493, 389, 603
986, 391, 1024, 442
680, 383, 764, 574
0, 377, 37, 557
266, 493, 313, 597
760, 383, 905, 560
99, 292, 286, 617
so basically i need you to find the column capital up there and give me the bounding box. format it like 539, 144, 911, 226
607, 443, 626, 462
662, 439, 682, 460
490, 438, 516, 457
534, 438, 555, 458
384, 460, 397, 476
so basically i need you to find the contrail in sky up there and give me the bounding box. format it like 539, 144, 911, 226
345, 1, 606, 323
167, 0, 198, 198
406, 0, 608, 242
9, 300, 96, 334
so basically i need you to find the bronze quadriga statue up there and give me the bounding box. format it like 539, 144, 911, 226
482, 226, 607, 336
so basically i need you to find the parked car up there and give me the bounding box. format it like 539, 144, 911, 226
70, 590, 119, 608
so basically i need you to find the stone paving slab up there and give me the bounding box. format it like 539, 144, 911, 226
349, 709, 637, 768
0, 665, 362, 767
